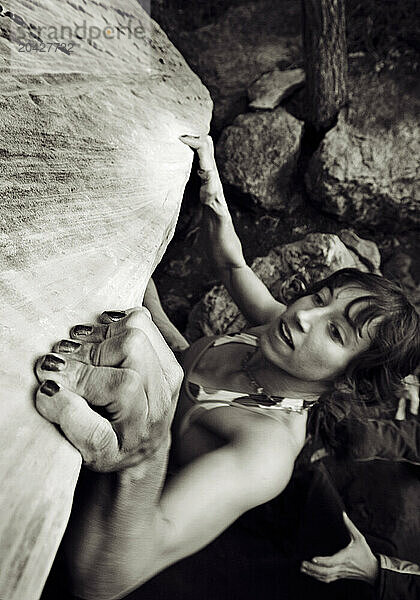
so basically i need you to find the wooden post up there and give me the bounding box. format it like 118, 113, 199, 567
301, 0, 348, 131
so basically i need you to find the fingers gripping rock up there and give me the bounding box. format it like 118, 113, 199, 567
35, 358, 159, 467
35, 309, 183, 471
97, 307, 183, 389
110, 310, 184, 396
67, 307, 151, 343
36, 383, 119, 471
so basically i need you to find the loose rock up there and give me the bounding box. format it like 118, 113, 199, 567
337, 229, 381, 274
248, 68, 305, 110
216, 108, 303, 210
177, 0, 302, 131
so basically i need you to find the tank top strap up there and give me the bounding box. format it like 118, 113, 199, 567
185, 332, 259, 389
180, 331, 318, 438
212, 332, 259, 348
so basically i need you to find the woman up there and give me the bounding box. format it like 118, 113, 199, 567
35, 135, 420, 600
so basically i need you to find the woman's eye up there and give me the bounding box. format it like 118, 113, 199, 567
313, 293, 324, 306
330, 324, 343, 345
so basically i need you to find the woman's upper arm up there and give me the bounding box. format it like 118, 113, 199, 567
157, 432, 296, 567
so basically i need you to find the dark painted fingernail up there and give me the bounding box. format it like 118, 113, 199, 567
72, 325, 93, 337
41, 354, 66, 371
58, 339, 82, 353
40, 380, 60, 397
103, 310, 126, 321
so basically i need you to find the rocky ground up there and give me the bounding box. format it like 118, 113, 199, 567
151, 0, 419, 335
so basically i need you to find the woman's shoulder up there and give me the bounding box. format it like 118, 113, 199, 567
242, 408, 308, 454
232, 410, 308, 499
199, 399, 308, 454
178, 334, 217, 371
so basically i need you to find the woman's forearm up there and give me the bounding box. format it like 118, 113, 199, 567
180, 134, 247, 275
181, 135, 283, 324
202, 205, 246, 273
202, 205, 283, 324
64, 423, 297, 600
64, 439, 172, 600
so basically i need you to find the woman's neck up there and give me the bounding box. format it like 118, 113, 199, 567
246, 348, 326, 400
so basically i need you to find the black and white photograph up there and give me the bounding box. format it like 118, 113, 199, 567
0, 1, 419, 599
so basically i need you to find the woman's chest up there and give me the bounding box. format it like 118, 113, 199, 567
182, 336, 252, 393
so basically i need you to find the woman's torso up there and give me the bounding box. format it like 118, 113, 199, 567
171, 329, 309, 466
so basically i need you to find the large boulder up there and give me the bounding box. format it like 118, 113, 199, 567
216, 107, 303, 210
0, 2, 212, 598
305, 70, 420, 231
176, 0, 302, 131
186, 231, 381, 341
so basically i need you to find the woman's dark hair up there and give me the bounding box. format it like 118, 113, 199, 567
296, 268, 419, 417
298, 268, 420, 453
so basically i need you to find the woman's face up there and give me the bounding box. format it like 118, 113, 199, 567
259, 285, 377, 383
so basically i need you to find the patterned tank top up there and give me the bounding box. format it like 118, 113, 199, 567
180, 332, 318, 436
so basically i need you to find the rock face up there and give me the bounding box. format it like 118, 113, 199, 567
305, 70, 420, 231
176, 0, 302, 131
216, 108, 303, 210
186, 231, 380, 341
248, 68, 305, 110
0, 2, 212, 599
338, 229, 381, 274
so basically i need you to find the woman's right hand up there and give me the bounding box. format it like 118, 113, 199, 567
301, 512, 379, 585
180, 134, 230, 218
180, 134, 249, 279
34, 308, 184, 472
395, 374, 419, 420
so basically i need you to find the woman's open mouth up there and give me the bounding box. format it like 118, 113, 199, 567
277, 319, 294, 350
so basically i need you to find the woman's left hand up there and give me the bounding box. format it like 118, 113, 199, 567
34, 308, 183, 472
300, 512, 379, 585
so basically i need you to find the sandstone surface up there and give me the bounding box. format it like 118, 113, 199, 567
0, 2, 212, 598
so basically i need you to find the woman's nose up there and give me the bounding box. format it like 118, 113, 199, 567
295, 308, 316, 333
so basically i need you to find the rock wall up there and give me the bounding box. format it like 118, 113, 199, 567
305, 70, 420, 231
216, 108, 303, 210
0, 2, 212, 599
176, 0, 302, 132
